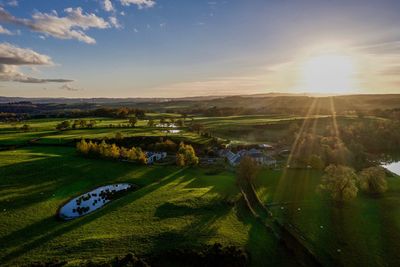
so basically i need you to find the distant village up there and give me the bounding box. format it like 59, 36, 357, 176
144, 143, 285, 168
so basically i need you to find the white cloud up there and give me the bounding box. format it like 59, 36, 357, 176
109, 16, 122, 29
0, 42, 72, 83
59, 83, 81, 91
0, 25, 13, 35
0, 7, 110, 44
120, 0, 156, 9
101, 0, 114, 12
7, 0, 18, 7
0, 42, 52, 65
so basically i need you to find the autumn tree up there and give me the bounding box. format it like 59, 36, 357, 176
318, 164, 358, 203
76, 139, 90, 154
176, 142, 199, 166
359, 166, 388, 195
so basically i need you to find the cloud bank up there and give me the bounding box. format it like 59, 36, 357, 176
0, 25, 13, 35
0, 43, 72, 83
0, 7, 110, 44
120, 0, 156, 9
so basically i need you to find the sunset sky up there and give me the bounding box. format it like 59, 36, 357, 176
0, 0, 400, 97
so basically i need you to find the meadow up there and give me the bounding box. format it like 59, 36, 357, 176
0, 146, 294, 266
0, 114, 399, 266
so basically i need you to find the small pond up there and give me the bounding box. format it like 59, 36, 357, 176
162, 129, 181, 134
58, 183, 135, 220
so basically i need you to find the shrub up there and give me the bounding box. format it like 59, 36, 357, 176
359, 166, 388, 195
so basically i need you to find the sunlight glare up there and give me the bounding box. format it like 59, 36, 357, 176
299, 53, 358, 94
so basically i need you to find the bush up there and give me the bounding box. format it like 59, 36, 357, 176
359, 166, 388, 195
76, 139, 147, 164
318, 164, 358, 203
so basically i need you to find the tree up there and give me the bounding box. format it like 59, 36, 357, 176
309, 154, 325, 169
128, 116, 138, 127
176, 142, 199, 166
76, 139, 90, 154
176, 153, 185, 167
20, 124, 31, 132
115, 132, 123, 140
56, 120, 70, 131
359, 166, 388, 195
318, 164, 358, 203
190, 123, 204, 134
136, 148, 147, 164
237, 156, 259, 184
116, 107, 129, 118
147, 119, 155, 127
109, 144, 121, 159
176, 119, 184, 127
79, 120, 87, 128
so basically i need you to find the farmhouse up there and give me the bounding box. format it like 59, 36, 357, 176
219, 148, 277, 167
145, 151, 167, 164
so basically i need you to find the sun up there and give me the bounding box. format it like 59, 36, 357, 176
299, 53, 359, 94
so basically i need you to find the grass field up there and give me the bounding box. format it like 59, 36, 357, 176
254, 169, 400, 267
0, 116, 212, 147
0, 146, 295, 266
1, 115, 399, 266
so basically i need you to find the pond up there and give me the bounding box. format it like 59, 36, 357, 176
162, 129, 181, 134
382, 161, 400, 176
58, 183, 136, 220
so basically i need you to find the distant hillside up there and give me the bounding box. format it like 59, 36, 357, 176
1, 94, 399, 117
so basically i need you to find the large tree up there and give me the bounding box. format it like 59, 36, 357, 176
359, 167, 388, 195
237, 156, 259, 185
128, 116, 138, 127
176, 142, 199, 166
318, 164, 358, 203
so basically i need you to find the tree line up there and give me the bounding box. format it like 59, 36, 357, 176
76, 139, 199, 167
76, 139, 147, 164
237, 156, 389, 206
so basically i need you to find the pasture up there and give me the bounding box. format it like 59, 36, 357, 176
1, 114, 399, 266
0, 146, 293, 266
254, 169, 400, 267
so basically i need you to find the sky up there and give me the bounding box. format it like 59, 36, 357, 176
0, 0, 400, 98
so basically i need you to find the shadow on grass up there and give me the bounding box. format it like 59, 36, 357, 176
150, 199, 232, 255
235, 197, 299, 267
0, 153, 186, 264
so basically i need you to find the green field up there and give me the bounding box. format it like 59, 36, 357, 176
254, 169, 400, 266
0, 146, 295, 266
1, 115, 399, 266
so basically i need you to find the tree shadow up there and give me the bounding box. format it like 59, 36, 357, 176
0, 157, 186, 265
150, 200, 232, 255
235, 197, 300, 267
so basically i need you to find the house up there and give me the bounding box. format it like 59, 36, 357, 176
146, 151, 167, 164
218, 148, 276, 167
258, 144, 274, 150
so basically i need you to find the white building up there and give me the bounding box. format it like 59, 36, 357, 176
218, 148, 276, 167
146, 151, 167, 164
